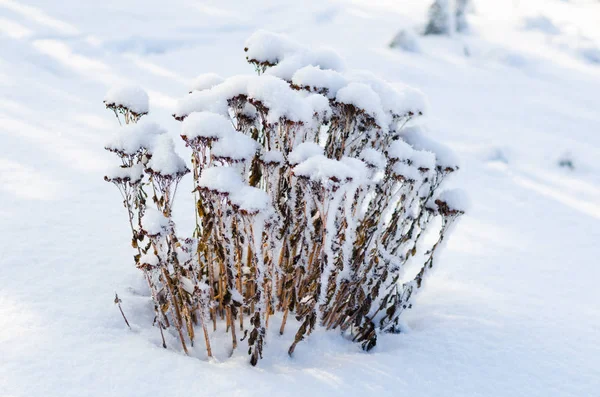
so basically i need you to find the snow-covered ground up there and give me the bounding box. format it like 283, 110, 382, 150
1, 0, 599, 395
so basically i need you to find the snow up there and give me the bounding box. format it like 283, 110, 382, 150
265, 48, 346, 81
196, 166, 243, 194
391, 162, 420, 182
262, 150, 284, 165
287, 142, 324, 165
104, 85, 150, 115
104, 163, 145, 184
189, 73, 224, 93
138, 253, 159, 267
2, 0, 600, 396
335, 82, 388, 128
181, 111, 234, 142
340, 156, 369, 182
401, 126, 460, 170
105, 120, 166, 155
146, 134, 188, 177
292, 66, 347, 98
293, 155, 358, 183
389, 29, 421, 52
386, 139, 414, 162
244, 29, 301, 66
437, 188, 470, 213
141, 207, 171, 236
245, 30, 344, 75
174, 89, 227, 120
360, 147, 387, 169
174, 75, 255, 120
211, 130, 259, 162
229, 185, 271, 214
410, 149, 436, 171
346, 70, 427, 118
304, 93, 332, 122
246, 75, 314, 124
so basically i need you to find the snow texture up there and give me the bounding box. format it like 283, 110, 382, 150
390, 29, 421, 53
438, 188, 470, 212
197, 166, 243, 194
287, 142, 324, 165
245, 30, 301, 65
105, 163, 145, 183
346, 70, 426, 119
141, 207, 170, 236
402, 126, 460, 169
181, 111, 235, 141
189, 73, 225, 93
247, 75, 314, 124
360, 148, 387, 169
104, 85, 150, 115
105, 120, 166, 155
336, 82, 388, 128
146, 134, 188, 176
262, 150, 284, 165
292, 66, 347, 98
293, 155, 359, 183
229, 185, 272, 214
211, 130, 259, 162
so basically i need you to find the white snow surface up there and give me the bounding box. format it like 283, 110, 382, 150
2, 0, 600, 396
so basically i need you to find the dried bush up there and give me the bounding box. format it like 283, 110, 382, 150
103, 31, 466, 366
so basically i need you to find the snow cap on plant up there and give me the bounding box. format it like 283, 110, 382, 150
102, 29, 466, 367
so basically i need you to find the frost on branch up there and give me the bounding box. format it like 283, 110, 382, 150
102, 30, 465, 366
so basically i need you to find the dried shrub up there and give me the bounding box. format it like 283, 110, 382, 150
103, 31, 466, 366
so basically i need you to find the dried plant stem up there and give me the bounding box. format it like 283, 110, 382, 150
114, 293, 131, 329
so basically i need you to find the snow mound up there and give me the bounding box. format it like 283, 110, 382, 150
336, 83, 388, 128
190, 73, 225, 93
181, 112, 234, 142
292, 66, 347, 98
197, 166, 243, 194
142, 207, 171, 236
105, 120, 166, 155
288, 142, 323, 165
104, 85, 149, 115
212, 130, 259, 162
146, 134, 188, 177
229, 185, 272, 214
293, 155, 358, 183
